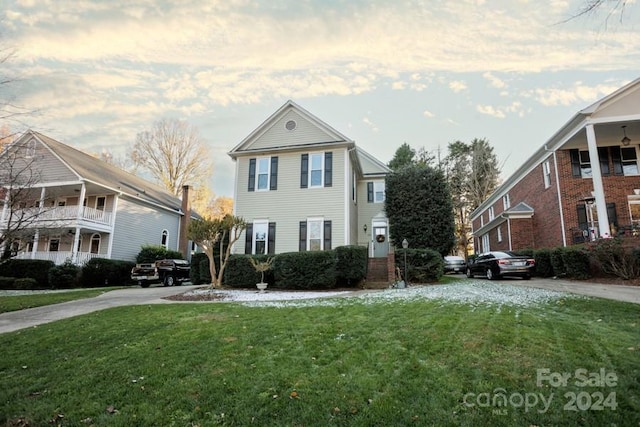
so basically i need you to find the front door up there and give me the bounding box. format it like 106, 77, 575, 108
373, 226, 389, 258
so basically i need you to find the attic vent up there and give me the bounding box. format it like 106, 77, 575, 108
285, 120, 297, 131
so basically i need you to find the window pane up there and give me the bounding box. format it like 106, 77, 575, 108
310, 170, 322, 186
623, 163, 639, 175
253, 222, 268, 254
311, 154, 322, 169
630, 203, 640, 222
309, 239, 322, 251
257, 174, 268, 189
309, 221, 321, 239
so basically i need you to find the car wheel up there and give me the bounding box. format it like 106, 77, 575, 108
164, 275, 175, 287
139, 281, 150, 288
486, 268, 496, 280
466, 268, 474, 278
523, 275, 531, 280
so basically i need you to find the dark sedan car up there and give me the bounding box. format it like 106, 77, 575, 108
466, 251, 535, 280
443, 255, 467, 274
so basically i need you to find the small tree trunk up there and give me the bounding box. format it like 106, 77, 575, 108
205, 247, 217, 288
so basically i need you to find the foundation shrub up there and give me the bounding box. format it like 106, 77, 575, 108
273, 251, 337, 289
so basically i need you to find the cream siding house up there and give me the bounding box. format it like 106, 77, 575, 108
229, 100, 391, 258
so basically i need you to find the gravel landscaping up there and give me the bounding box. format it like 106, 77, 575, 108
170, 280, 580, 308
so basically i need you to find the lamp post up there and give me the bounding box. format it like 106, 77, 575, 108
402, 238, 408, 285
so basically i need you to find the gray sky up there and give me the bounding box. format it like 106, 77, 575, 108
3, 0, 639, 197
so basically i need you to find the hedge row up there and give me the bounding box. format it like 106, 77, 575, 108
0, 258, 136, 290
195, 245, 369, 290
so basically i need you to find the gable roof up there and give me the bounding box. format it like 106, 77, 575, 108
357, 147, 391, 177
16, 130, 185, 214
228, 100, 356, 157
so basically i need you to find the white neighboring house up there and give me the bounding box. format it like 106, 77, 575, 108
0, 130, 196, 265
228, 100, 391, 259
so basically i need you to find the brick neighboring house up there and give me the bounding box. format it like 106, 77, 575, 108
471, 78, 640, 252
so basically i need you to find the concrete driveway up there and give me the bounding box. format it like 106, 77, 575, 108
0, 284, 202, 335
1, 279, 639, 335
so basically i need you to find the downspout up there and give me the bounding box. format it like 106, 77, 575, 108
545, 148, 567, 247
506, 216, 513, 251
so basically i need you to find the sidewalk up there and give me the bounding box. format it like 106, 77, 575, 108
510, 277, 640, 304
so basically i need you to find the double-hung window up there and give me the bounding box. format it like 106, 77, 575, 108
367, 181, 385, 203
248, 157, 278, 192
299, 218, 332, 251
300, 152, 332, 188
502, 194, 510, 210
620, 147, 639, 175
488, 206, 495, 221
245, 221, 276, 254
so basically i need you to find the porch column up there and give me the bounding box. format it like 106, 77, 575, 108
585, 124, 611, 237
32, 229, 40, 260
77, 183, 86, 220
71, 227, 81, 264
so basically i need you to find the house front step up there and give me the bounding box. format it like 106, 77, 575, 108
367, 256, 394, 282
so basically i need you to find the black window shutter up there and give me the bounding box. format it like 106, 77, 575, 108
268, 222, 276, 255
576, 205, 588, 231
244, 224, 253, 254
367, 182, 374, 202
324, 152, 332, 187
598, 147, 610, 176
299, 221, 307, 251
606, 203, 618, 228
248, 158, 256, 192
612, 147, 623, 175
300, 154, 309, 188
270, 157, 278, 190
570, 150, 581, 177
323, 220, 332, 250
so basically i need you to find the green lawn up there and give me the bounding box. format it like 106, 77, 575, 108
0, 286, 638, 426
0, 288, 121, 314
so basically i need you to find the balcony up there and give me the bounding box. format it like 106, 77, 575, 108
1, 205, 113, 230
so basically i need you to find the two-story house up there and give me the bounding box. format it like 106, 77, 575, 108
0, 130, 195, 265
228, 100, 392, 265
470, 77, 640, 252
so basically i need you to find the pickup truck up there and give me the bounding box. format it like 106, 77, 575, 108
130, 259, 191, 287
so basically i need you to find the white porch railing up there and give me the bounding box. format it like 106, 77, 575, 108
39, 206, 112, 225
14, 251, 105, 266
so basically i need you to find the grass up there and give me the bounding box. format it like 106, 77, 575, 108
0, 288, 121, 314
0, 288, 638, 426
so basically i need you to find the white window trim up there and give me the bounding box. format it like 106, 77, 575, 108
579, 150, 592, 178
543, 160, 551, 188
621, 146, 640, 176
255, 157, 271, 191
90, 233, 101, 254
481, 234, 490, 252
502, 194, 510, 210
161, 229, 169, 249
309, 153, 324, 188
95, 196, 106, 211
307, 217, 324, 251
497, 226, 502, 242
252, 220, 269, 255
374, 181, 385, 203
488, 206, 495, 221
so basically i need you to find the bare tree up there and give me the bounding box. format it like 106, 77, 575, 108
130, 119, 212, 196
0, 139, 51, 259
562, 0, 631, 27
92, 149, 135, 172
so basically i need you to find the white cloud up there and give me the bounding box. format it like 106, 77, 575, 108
483, 72, 507, 89
449, 80, 467, 93
362, 117, 379, 132
477, 104, 506, 119
423, 110, 435, 119
531, 82, 624, 106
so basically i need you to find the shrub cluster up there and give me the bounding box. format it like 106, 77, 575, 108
396, 248, 443, 283
222, 254, 271, 288
273, 251, 336, 289
136, 245, 183, 263
0, 259, 55, 288
49, 261, 81, 289
335, 245, 368, 286
189, 253, 212, 285
80, 258, 136, 287
587, 238, 640, 280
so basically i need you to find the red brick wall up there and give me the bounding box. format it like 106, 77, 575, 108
473, 148, 640, 252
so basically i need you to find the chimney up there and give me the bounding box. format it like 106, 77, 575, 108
178, 185, 191, 258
